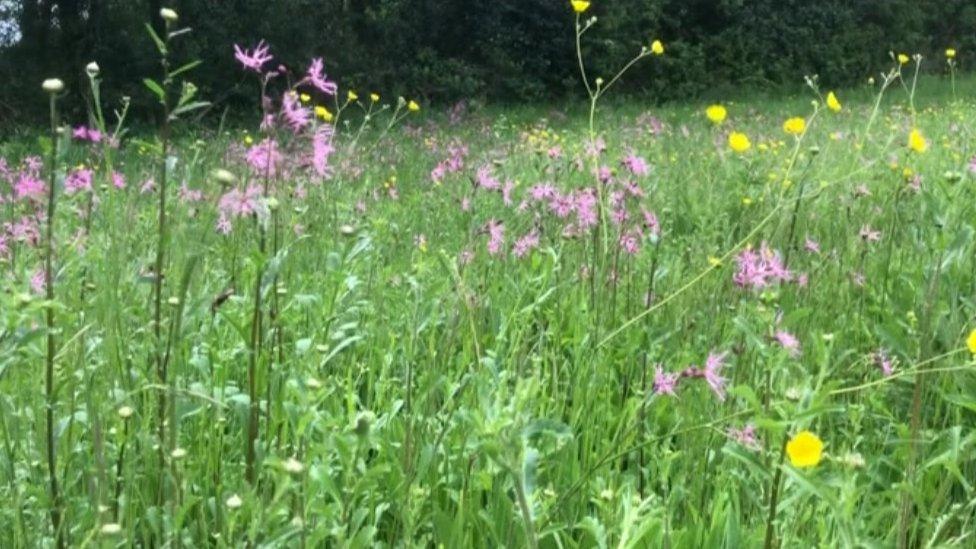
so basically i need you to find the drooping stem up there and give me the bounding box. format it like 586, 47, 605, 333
43, 89, 66, 549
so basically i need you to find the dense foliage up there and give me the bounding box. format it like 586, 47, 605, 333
1, 0, 974, 123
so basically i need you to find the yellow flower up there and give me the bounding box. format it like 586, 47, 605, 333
898, 53, 910, 65
705, 104, 727, 124
707, 256, 722, 267
908, 128, 927, 153
786, 431, 824, 468
729, 132, 751, 153
826, 91, 842, 113
408, 100, 421, 112
946, 48, 956, 59
314, 106, 333, 123
243, 135, 254, 145
347, 90, 359, 102
650, 40, 665, 56
783, 117, 806, 136
966, 329, 976, 355
370, 93, 380, 102
570, 0, 590, 13
299, 93, 311, 103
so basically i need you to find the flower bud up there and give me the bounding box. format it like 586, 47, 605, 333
213, 168, 236, 185
86, 62, 100, 78
159, 8, 178, 23
42, 78, 65, 93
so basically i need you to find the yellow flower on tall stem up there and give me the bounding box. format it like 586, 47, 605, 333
966, 329, 976, 355
826, 92, 842, 113
570, 0, 590, 14
786, 431, 824, 468
706, 104, 727, 124
908, 128, 927, 153
783, 117, 806, 136
650, 40, 665, 55
729, 132, 751, 153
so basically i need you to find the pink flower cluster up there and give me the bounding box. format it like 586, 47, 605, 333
733, 242, 792, 289
653, 351, 731, 401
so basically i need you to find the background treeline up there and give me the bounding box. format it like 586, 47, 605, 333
0, 0, 973, 124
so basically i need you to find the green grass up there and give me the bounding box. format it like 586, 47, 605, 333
1, 70, 976, 548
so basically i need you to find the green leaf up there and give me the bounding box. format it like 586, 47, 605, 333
144, 23, 167, 55
143, 78, 166, 102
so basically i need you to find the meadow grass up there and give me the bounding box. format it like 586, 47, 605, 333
1, 58, 975, 548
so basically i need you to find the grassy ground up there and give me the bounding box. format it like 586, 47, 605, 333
1, 68, 976, 547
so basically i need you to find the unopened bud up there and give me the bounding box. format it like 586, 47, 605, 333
42, 78, 65, 93
159, 8, 178, 23
86, 62, 100, 78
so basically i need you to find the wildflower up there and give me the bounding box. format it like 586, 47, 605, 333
908, 128, 927, 153
650, 40, 665, 55
946, 48, 957, 59
314, 105, 333, 123
299, 93, 310, 103
783, 117, 806, 136
727, 424, 760, 451
705, 104, 727, 124
408, 100, 421, 112
858, 225, 881, 243
171, 447, 187, 460
42, 78, 64, 93
733, 243, 791, 289
775, 330, 801, 357
226, 494, 243, 509
283, 457, 304, 475
65, 167, 93, 194
512, 229, 540, 258
306, 58, 337, 95
873, 350, 895, 376
100, 523, 123, 535
652, 366, 679, 396
281, 92, 311, 132
159, 7, 178, 23
347, 90, 359, 102
486, 219, 505, 256
804, 237, 820, 254
85, 62, 100, 78
967, 329, 976, 355
826, 91, 842, 113
570, 0, 590, 14
234, 41, 274, 73
897, 53, 909, 65
786, 431, 824, 468
117, 406, 134, 419
370, 93, 380, 102
703, 352, 729, 401
728, 132, 751, 153
621, 153, 650, 176
311, 125, 335, 178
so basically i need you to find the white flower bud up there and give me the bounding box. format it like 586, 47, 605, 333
86, 62, 100, 78
213, 168, 236, 185
225, 494, 243, 509
42, 78, 65, 93
159, 8, 178, 23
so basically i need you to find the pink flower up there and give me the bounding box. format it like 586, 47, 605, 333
641, 208, 660, 238
703, 352, 729, 401
733, 243, 792, 289
311, 125, 335, 178
475, 165, 500, 190
64, 168, 93, 194
512, 229, 540, 258
873, 350, 895, 376
804, 237, 820, 254
305, 58, 337, 95
31, 267, 46, 294
653, 366, 679, 396
111, 171, 126, 189
619, 230, 641, 255
622, 153, 650, 177
486, 219, 505, 256
774, 330, 801, 357
727, 424, 760, 451
246, 139, 282, 177
234, 41, 273, 73
281, 92, 311, 132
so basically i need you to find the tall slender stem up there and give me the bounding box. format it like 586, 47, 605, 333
43, 90, 66, 549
